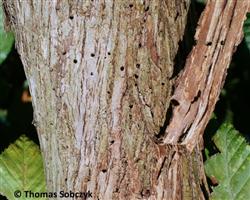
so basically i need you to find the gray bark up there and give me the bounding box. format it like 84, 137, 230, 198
2, 0, 209, 199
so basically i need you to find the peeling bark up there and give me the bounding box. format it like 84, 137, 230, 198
164, 0, 250, 152
3, 0, 247, 199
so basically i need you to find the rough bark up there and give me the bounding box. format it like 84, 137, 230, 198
2, 0, 212, 199
164, 0, 250, 151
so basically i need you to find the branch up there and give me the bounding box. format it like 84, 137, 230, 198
164, 0, 250, 151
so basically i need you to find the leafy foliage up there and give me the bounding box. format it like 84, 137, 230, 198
0, 4, 14, 65
205, 123, 250, 200
0, 135, 47, 200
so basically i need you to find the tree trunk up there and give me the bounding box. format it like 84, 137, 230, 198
2, 0, 209, 199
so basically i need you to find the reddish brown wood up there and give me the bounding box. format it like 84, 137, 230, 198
164, 0, 250, 151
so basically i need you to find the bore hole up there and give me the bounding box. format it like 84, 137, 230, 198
135, 83, 138, 86
110, 140, 114, 144
220, 40, 225, 45
206, 42, 212, 46
138, 43, 142, 48
120, 66, 124, 71
65, 178, 67, 182
90, 72, 93, 76
62, 51, 66, 55
101, 169, 107, 173
69, 16, 74, 20
191, 90, 201, 103
129, 4, 133, 8
73, 59, 77, 63
108, 52, 111, 55
129, 105, 133, 109
134, 74, 139, 79
145, 6, 149, 12
136, 63, 140, 68
175, 12, 179, 21
161, 82, 165, 86
91, 53, 95, 57
171, 99, 180, 106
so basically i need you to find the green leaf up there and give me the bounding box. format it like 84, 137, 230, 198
0, 4, 14, 65
244, 14, 250, 51
0, 135, 47, 200
205, 123, 250, 200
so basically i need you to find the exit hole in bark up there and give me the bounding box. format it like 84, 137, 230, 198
136, 63, 140, 68
171, 99, 180, 106
175, 12, 179, 21
221, 40, 225, 45
161, 82, 165, 86
138, 43, 142, 48
101, 169, 107, 173
108, 52, 111, 55
144, 6, 149, 12
191, 90, 201, 103
90, 72, 93, 76
129, 4, 133, 8
62, 51, 66, 55
110, 140, 114, 144
134, 74, 139, 79
206, 41, 212, 46
90, 53, 95, 57
73, 59, 77, 63
69, 16, 74, 20
129, 104, 133, 109
120, 66, 124, 71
